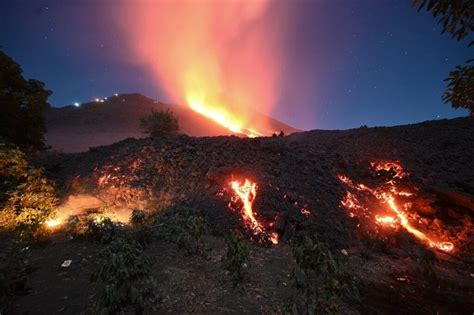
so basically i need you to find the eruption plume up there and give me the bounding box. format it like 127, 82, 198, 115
113, 0, 288, 137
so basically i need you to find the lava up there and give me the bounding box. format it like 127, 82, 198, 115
188, 98, 261, 138
338, 161, 454, 252
229, 179, 278, 244
114, 1, 288, 138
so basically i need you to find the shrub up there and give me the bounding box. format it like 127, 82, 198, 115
0, 147, 57, 242
154, 211, 206, 252
92, 235, 154, 314
140, 109, 179, 138
84, 217, 122, 244
222, 230, 250, 284
290, 231, 359, 313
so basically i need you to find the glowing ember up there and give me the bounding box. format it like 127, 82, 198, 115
229, 179, 278, 244
45, 218, 61, 228
301, 208, 311, 216
339, 161, 454, 252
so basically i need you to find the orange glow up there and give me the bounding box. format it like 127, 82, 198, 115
45, 218, 62, 229
113, 1, 288, 137
229, 179, 278, 244
339, 161, 454, 252
230, 179, 262, 231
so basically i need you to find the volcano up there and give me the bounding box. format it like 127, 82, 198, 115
4, 116, 474, 314
45, 93, 298, 153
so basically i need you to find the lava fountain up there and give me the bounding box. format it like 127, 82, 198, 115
113, 1, 289, 137
339, 161, 454, 252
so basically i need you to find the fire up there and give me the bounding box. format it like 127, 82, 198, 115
339, 161, 454, 252
229, 179, 278, 244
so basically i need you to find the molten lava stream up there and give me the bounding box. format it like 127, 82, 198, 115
338, 161, 454, 253
230, 179, 278, 244
188, 99, 261, 138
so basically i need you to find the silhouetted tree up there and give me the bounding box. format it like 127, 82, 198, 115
0, 49, 52, 148
140, 109, 179, 138
413, 0, 474, 115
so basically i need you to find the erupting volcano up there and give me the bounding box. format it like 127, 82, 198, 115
113, 1, 288, 137
339, 161, 455, 252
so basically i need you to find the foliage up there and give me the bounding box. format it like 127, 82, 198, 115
290, 232, 359, 314
413, 0, 473, 41
140, 109, 179, 138
130, 209, 155, 247
222, 230, 250, 284
92, 235, 154, 314
154, 211, 206, 252
413, 0, 474, 115
85, 217, 123, 244
443, 59, 474, 114
0, 147, 28, 205
0, 49, 52, 149
0, 147, 57, 242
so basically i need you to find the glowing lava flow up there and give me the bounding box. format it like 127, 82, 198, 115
188, 98, 261, 138
338, 161, 454, 252
229, 179, 278, 244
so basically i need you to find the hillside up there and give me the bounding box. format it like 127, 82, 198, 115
9, 116, 473, 314
45, 93, 298, 152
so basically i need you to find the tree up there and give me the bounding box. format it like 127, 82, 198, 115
413, 0, 474, 115
140, 108, 179, 138
0, 49, 52, 148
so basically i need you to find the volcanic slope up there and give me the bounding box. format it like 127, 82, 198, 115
16, 116, 474, 313
45, 93, 298, 153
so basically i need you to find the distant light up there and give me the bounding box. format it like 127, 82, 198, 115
73, 102, 80, 107
100, 99, 105, 103
104, 97, 108, 100
95, 98, 100, 102
114, 93, 118, 97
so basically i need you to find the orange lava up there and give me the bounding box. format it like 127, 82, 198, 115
339, 161, 454, 252
230, 179, 278, 244
230, 179, 262, 231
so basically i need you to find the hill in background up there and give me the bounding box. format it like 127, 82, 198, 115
45, 93, 298, 152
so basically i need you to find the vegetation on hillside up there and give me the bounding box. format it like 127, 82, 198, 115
0, 147, 57, 242
140, 109, 179, 138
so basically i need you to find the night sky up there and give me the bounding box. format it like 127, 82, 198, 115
0, 0, 471, 130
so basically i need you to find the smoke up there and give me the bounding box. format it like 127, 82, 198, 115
112, 0, 289, 135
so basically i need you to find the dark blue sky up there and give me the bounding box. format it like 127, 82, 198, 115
0, 0, 471, 130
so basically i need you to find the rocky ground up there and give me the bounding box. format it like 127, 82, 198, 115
8, 117, 474, 313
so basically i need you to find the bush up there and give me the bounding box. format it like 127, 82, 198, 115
290, 232, 359, 314
92, 235, 154, 314
140, 109, 179, 138
0, 147, 57, 242
222, 230, 250, 284
154, 211, 206, 252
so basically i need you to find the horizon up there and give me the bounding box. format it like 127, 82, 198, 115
0, 0, 471, 131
